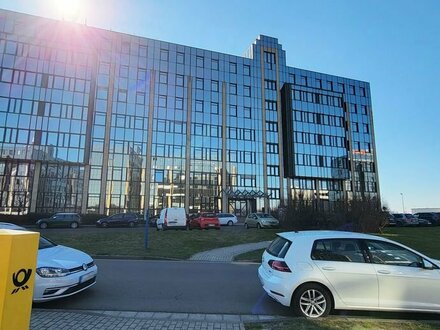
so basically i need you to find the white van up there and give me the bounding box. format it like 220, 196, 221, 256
156, 208, 187, 230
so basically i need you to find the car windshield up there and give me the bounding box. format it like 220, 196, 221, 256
39, 236, 56, 250
257, 213, 273, 218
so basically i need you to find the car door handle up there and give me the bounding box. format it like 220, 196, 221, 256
377, 270, 391, 274
322, 267, 335, 271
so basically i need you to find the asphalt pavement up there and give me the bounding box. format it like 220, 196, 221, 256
30, 242, 283, 330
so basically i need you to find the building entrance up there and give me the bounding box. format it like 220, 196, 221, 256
228, 198, 256, 217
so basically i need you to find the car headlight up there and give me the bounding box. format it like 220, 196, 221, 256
36, 267, 69, 277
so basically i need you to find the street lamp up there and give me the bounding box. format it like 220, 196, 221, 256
400, 193, 405, 214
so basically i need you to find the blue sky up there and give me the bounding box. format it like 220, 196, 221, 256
1, 0, 438, 212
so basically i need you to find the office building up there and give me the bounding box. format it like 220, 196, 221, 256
0, 9, 380, 216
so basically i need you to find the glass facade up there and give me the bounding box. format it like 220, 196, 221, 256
0, 10, 380, 216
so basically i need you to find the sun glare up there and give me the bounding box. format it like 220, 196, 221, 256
53, 0, 84, 22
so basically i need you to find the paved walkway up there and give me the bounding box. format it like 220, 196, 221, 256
30, 242, 273, 329
189, 241, 271, 262
31, 309, 282, 329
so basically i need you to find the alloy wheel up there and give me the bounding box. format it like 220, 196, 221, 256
299, 289, 327, 318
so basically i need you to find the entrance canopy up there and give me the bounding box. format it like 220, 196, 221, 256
221, 188, 270, 199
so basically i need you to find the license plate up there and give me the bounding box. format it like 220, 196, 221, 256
80, 271, 96, 283
208, 224, 214, 227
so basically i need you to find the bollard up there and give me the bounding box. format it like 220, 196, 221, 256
0, 229, 39, 330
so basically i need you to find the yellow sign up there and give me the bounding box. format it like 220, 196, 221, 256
0, 229, 39, 330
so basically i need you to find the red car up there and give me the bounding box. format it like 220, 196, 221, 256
188, 212, 220, 230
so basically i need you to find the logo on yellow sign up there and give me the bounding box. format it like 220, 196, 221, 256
11, 268, 32, 295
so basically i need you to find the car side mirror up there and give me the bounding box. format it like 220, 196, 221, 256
422, 259, 436, 270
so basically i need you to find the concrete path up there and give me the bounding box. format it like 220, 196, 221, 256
189, 241, 271, 262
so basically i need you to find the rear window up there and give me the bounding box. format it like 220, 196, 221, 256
266, 237, 291, 258
202, 213, 216, 217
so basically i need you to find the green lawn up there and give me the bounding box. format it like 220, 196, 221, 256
245, 318, 440, 330
38, 226, 279, 260
37, 226, 440, 261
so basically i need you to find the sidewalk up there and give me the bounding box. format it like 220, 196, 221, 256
31, 309, 283, 330
189, 241, 271, 262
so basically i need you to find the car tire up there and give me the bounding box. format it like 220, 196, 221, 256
227, 220, 233, 226
39, 222, 48, 229
128, 221, 135, 228
70, 222, 79, 229
257, 223, 261, 229
292, 283, 332, 318
244, 223, 249, 229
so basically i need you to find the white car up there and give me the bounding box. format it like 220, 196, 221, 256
216, 213, 238, 226
0, 222, 97, 302
258, 230, 440, 318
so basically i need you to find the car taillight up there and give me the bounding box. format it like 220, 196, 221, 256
268, 260, 291, 272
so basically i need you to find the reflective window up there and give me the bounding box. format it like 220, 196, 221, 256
196, 56, 204, 68
177, 52, 184, 64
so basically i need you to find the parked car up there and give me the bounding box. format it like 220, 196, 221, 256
148, 214, 159, 227
188, 212, 220, 230
258, 230, 440, 318
216, 213, 238, 226
414, 212, 440, 226
391, 213, 419, 226
36, 213, 81, 229
96, 213, 139, 228
416, 217, 432, 227
245, 213, 279, 229
0, 222, 97, 302
385, 213, 396, 226
156, 207, 187, 230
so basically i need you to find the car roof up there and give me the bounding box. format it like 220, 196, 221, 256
277, 230, 383, 241
0, 222, 26, 230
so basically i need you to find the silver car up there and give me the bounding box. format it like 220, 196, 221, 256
244, 213, 279, 229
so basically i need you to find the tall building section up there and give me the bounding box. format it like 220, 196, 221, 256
0, 10, 380, 216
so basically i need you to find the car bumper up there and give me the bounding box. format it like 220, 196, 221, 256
33, 265, 98, 302
260, 223, 279, 228
258, 265, 292, 307
200, 223, 220, 229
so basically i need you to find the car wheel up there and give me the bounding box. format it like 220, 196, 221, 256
244, 223, 249, 229
39, 222, 48, 229
227, 220, 233, 226
292, 283, 332, 318
102, 222, 108, 228
128, 221, 135, 228
257, 223, 261, 229
70, 222, 79, 229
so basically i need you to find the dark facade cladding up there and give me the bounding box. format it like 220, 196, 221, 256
0, 9, 380, 216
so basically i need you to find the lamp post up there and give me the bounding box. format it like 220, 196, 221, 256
144, 156, 157, 249
400, 193, 405, 214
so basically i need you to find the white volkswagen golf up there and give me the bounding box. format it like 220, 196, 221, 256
0, 222, 98, 302
258, 230, 440, 318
